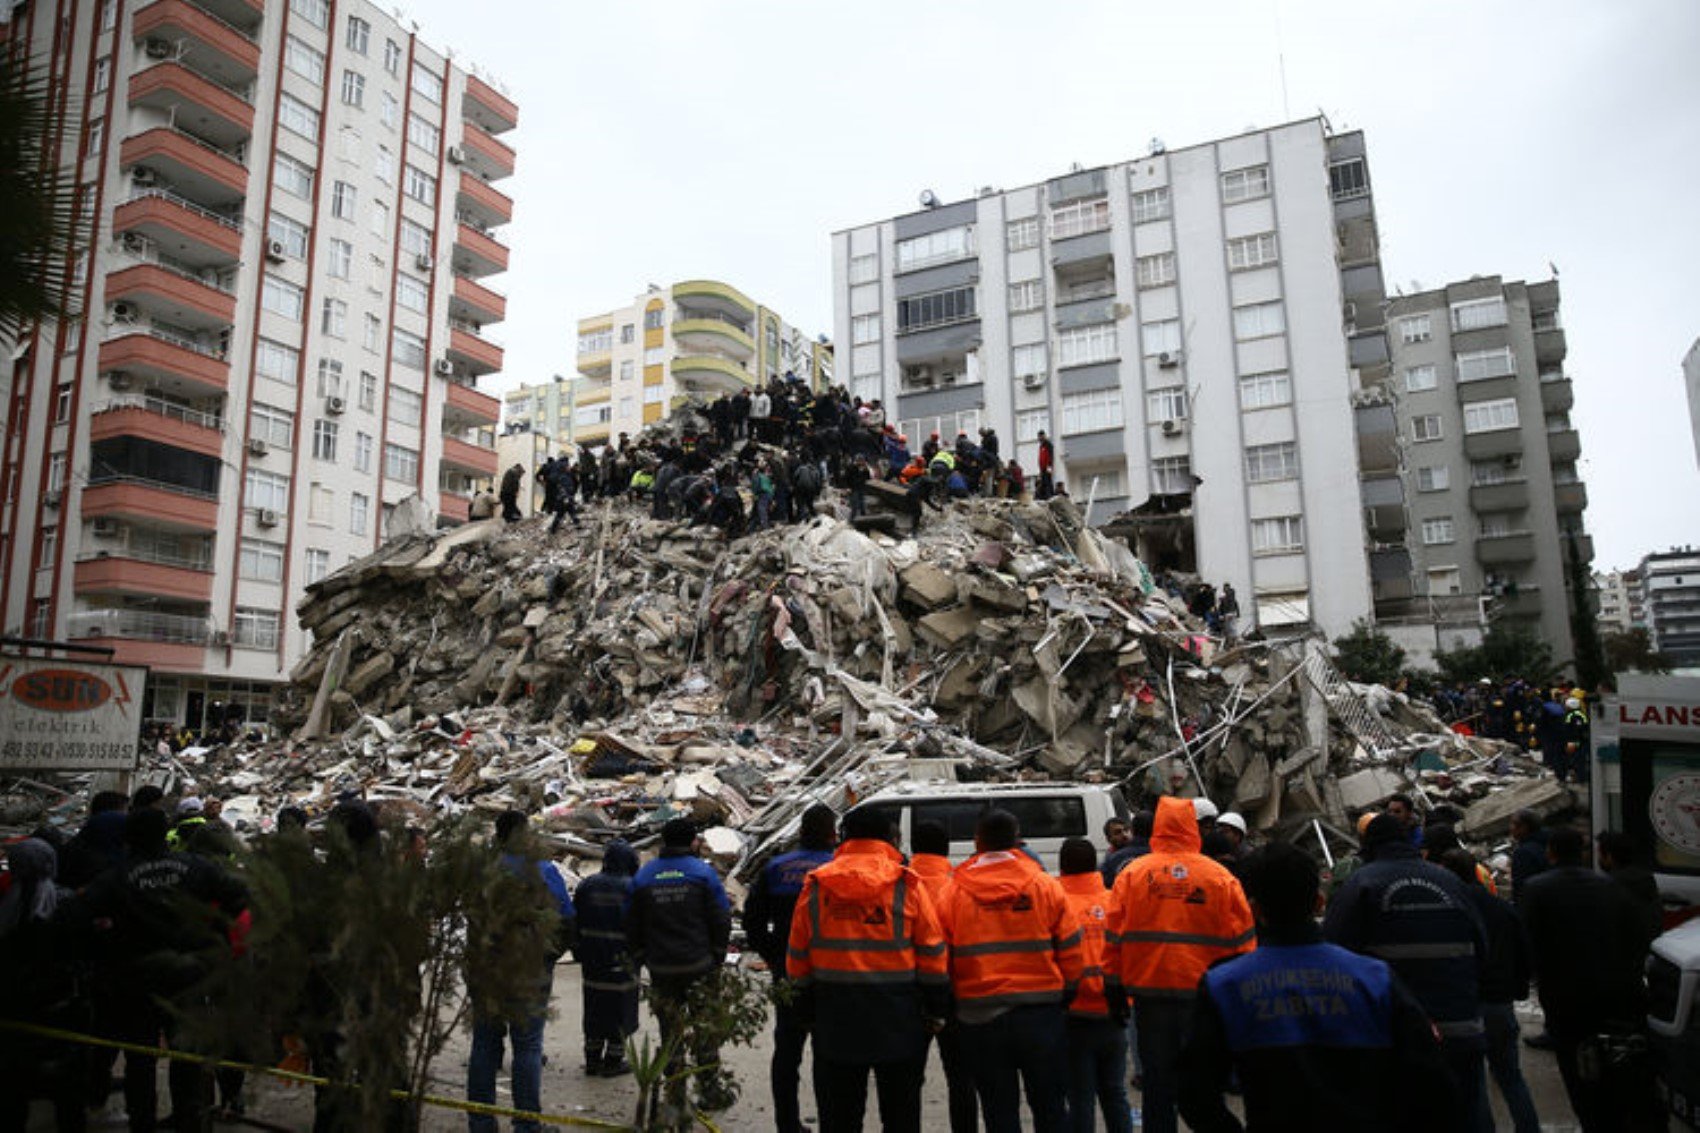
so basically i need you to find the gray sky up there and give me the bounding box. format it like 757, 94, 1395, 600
404, 0, 1700, 571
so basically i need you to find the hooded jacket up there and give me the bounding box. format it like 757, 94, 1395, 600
939, 848, 1084, 1023
786, 839, 947, 1063
1105, 796, 1255, 999
628, 847, 731, 980
574, 840, 638, 987
909, 852, 953, 910
1057, 871, 1120, 1020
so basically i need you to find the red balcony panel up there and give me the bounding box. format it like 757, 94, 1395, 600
444, 380, 500, 425
439, 492, 471, 523
82, 480, 219, 531
119, 127, 248, 203
461, 122, 515, 180
75, 555, 214, 602
448, 327, 503, 374
463, 74, 518, 133
132, 0, 261, 82
73, 637, 208, 672
457, 174, 513, 226
98, 331, 230, 393
114, 192, 243, 265
106, 263, 236, 326
441, 436, 498, 477
455, 223, 509, 274
128, 61, 254, 142
89, 404, 224, 459
452, 274, 506, 324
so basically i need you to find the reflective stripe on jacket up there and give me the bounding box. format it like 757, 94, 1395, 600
1057, 871, 1118, 1019
940, 849, 1084, 1014
1106, 796, 1255, 999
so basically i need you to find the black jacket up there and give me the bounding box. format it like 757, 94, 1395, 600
1519, 865, 1650, 1036
1459, 885, 1531, 1004
1509, 832, 1549, 905
627, 848, 731, 980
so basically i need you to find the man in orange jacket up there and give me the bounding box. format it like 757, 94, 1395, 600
1106, 796, 1254, 1133
909, 820, 976, 1133
787, 807, 948, 1133
939, 809, 1084, 1133
1058, 838, 1134, 1133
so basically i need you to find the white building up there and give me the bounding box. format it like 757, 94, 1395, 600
1685, 337, 1700, 471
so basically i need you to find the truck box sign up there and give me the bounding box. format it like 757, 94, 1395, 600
0, 654, 145, 771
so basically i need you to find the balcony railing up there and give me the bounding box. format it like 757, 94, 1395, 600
108, 323, 229, 360
124, 186, 243, 231
139, 54, 255, 103
68, 608, 211, 643
85, 472, 220, 501
77, 545, 212, 571
92, 395, 224, 431
114, 242, 237, 294
138, 0, 259, 44
674, 310, 748, 332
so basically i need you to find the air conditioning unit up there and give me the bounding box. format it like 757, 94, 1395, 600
43, 490, 61, 509
265, 239, 287, 263
1161, 419, 1183, 437
433, 359, 456, 377
121, 232, 148, 254
446, 145, 466, 165
1158, 350, 1183, 369
415, 253, 434, 272
325, 395, 346, 414
130, 167, 158, 187
248, 438, 269, 457
108, 371, 133, 390
256, 508, 280, 528
91, 517, 120, 538
144, 38, 173, 59
1021, 372, 1046, 390
212, 630, 231, 646
111, 302, 138, 323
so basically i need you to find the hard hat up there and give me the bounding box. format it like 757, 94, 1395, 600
1218, 812, 1247, 835
1565, 697, 1580, 710
1192, 798, 1219, 821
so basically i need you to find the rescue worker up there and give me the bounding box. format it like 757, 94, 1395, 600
573, 839, 640, 1077
1105, 795, 1255, 1133
1177, 843, 1459, 1131
939, 809, 1084, 1133
499, 463, 525, 522
908, 820, 975, 1133
1056, 838, 1133, 1133
787, 807, 949, 1133
1560, 697, 1590, 784
744, 804, 837, 1133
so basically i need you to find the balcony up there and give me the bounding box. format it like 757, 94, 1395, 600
1469, 479, 1529, 511
441, 435, 498, 477
438, 491, 471, 524
1354, 402, 1400, 475
1492, 586, 1545, 621
456, 173, 513, 229
128, 61, 254, 148
133, 0, 260, 86
451, 274, 506, 325
89, 397, 224, 459
1540, 374, 1574, 413
672, 354, 753, 395
453, 223, 509, 277
1477, 531, 1536, 565
443, 379, 500, 426
75, 553, 213, 603
673, 279, 755, 321
447, 325, 503, 376
81, 475, 220, 531
181, 0, 263, 33
672, 317, 754, 358
458, 123, 515, 182
66, 608, 211, 672
1050, 228, 1114, 269
120, 127, 247, 206
99, 327, 230, 394
463, 73, 518, 134
1555, 481, 1588, 514
114, 190, 242, 267
1564, 531, 1596, 564
1535, 327, 1567, 366
1547, 427, 1581, 463
1461, 427, 1525, 462
106, 261, 236, 330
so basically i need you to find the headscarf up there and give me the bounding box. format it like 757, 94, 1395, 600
0, 838, 62, 934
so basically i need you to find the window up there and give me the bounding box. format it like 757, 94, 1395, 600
1221, 165, 1270, 203
331, 180, 356, 220
1050, 198, 1109, 239
261, 275, 304, 320
410, 64, 442, 104
1056, 323, 1117, 368
1003, 342, 1045, 381
1016, 409, 1050, 442
1244, 441, 1298, 483
406, 113, 440, 157
303, 482, 328, 523
100, 0, 116, 30
384, 442, 418, 483
1227, 232, 1278, 271
396, 275, 429, 314
1329, 158, 1369, 201
358, 371, 377, 411
1136, 252, 1176, 289
849, 254, 877, 284
1479, 513, 1513, 538
285, 35, 325, 83
39, 528, 57, 569
1147, 387, 1188, 422
1131, 186, 1170, 224
1006, 217, 1039, 251
93, 57, 110, 94
384, 38, 402, 75
1412, 414, 1443, 442
388, 386, 421, 424
244, 467, 290, 512
370, 199, 389, 237
311, 419, 338, 461
400, 219, 433, 258
895, 225, 973, 272
321, 298, 347, 338
897, 286, 976, 332
233, 608, 281, 650
350, 492, 369, 535
1463, 397, 1519, 434
305, 548, 330, 584
289, 0, 328, 27
87, 120, 104, 155
1428, 567, 1462, 596
642, 346, 664, 367
256, 339, 298, 383
644, 307, 666, 331
1404, 364, 1438, 392
1141, 319, 1181, 357
1060, 388, 1124, 434
1416, 465, 1450, 492
1471, 461, 1512, 486
1399, 314, 1432, 344
380, 91, 399, 128
240, 539, 285, 582
1151, 456, 1192, 494
1008, 279, 1044, 312
54, 383, 72, 422
618, 324, 635, 345
1450, 297, 1506, 332
267, 212, 309, 259
1233, 301, 1285, 341
1457, 347, 1515, 382
618, 360, 634, 381
403, 164, 436, 206
852, 314, 881, 345
577, 328, 611, 354
1238, 370, 1291, 410
274, 153, 314, 199
1251, 515, 1304, 554
47, 452, 66, 491
315, 358, 344, 398
643, 385, 666, 406
344, 14, 371, 52
353, 431, 373, 472
340, 69, 365, 108
1421, 517, 1456, 545
363, 315, 381, 352
279, 93, 320, 139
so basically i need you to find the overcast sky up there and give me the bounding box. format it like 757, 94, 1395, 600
402, 0, 1699, 572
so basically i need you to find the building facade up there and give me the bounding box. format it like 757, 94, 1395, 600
1685, 337, 1700, 471
0, 0, 515, 729
830, 119, 1384, 638
1593, 568, 1645, 636
1640, 548, 1700, 669
569, 281, 831, 444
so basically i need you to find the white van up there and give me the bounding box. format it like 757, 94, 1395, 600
845, 780, 1130, 870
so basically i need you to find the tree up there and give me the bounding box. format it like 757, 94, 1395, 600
1331, 619, 1407, 686
1601, 627, 1671, 675
0, 54, 87, 343
1434, 623, 1556, 686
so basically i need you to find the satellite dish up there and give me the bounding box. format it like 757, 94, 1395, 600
919, 189, 939, 208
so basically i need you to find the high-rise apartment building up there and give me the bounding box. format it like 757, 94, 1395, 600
569, 281, 831, 445
831, 119, 1385, 638
1381, 277, 1593, 663
1593, 568, 1645, 636
1639, 548, 1700, 668
0, 0, 515, 728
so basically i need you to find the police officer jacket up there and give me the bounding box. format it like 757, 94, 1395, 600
743, 846, 832, 974
627, 848, 731, 980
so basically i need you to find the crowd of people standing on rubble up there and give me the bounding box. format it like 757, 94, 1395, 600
1424, 677, 1595, 784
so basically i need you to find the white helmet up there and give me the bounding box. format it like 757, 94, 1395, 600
1192, 797, 1220, 822
1217, 812, 1248, 835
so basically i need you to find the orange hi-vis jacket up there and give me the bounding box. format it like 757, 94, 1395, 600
910, 852, 953, 910
940, 849, 1085, 1017
1057, 870, 1119, 1020
1106, 796, 1255, 999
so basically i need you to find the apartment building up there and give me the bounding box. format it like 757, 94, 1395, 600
1593, 568, 1645, 636
1640, 548, 1700, 669
1381, 277, 1592, 663
0, 0, 515, 729
830, 119, 1385, 638
570, 281, 832, 445
1685, 337, 1700, 471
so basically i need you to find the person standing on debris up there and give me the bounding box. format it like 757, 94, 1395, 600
907, 821, 977, 1133
844, 455, 872, 519
573, 839, 641, 1077
744, 804, 837, 1133
1322, 814, 1489, 1131
500, 463, 525, 522
1105, 795, 1255, 1133
940, 808, 1084, 1133
1216, 584, 1240, 642
1056, 837, 1134, 1133
546, 457, 580, 533
1176, 842, 1460, 1132
786, 806, 949, 1133
628, 818, 735, 1110
1035, 431, 1054, 500
1507, 809, 1550, 906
